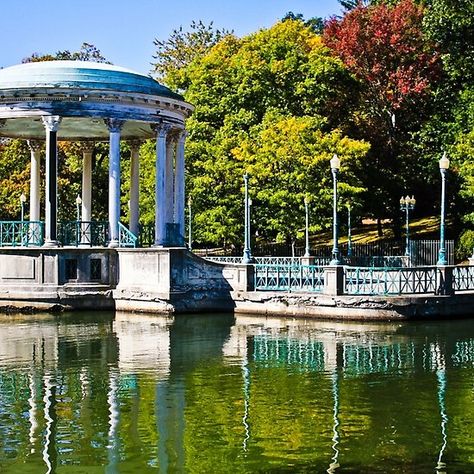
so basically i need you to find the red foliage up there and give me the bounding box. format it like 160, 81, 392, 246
323, 0, 440, 111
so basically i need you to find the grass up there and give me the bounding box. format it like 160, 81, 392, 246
312, 215, 443, 248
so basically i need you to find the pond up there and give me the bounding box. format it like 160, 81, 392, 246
1, 311, 474, 472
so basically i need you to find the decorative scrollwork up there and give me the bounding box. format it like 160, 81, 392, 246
41, 115, 62, 132
104, 118, 125, 133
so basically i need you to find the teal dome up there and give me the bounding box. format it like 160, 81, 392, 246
0, 60, 182, 100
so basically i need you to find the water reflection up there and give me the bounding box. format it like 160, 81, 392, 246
1, 313, 474, 472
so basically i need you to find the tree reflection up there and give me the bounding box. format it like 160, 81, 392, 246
2, 314, 474, 471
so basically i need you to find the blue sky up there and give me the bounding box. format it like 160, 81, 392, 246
0, 0, 342, 74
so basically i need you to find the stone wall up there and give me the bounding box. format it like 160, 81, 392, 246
113, 248, 253, 313
0, 248, 117, 310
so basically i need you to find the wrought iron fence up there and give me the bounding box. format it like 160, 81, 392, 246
254, 264, 325, 292
344, 266, 439, 295
58, 221, 108, 247
0, 221, 44, 247
118, 222, 138, 248
453, 266, 474, 292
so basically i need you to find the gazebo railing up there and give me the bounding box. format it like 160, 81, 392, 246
0, 221, 44, 247
58, 221, 109, 247
138, 223, 155, 247
118, 222, 138, 248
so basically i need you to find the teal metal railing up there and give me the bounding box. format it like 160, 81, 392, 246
138, 223, 154, 247
118, 222, 138, 248
58, 221, 108, 247
254, 264, 325, 292
205, 256, 332, 266
344, 266, 439, 295
0, 221, 44, 247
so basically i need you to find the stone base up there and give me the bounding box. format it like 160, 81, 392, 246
231, 291, 474, 320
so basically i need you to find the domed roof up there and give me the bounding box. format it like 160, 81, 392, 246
0, 60, 182, 100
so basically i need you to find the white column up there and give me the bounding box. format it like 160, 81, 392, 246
81, 143, 94, 222
41, 115, 61, 247
129, 140, 141, 236
154, 123, 172, 246
27, 140, 42, 222
105, 119, 124, 247
174, 130, 187, 246
165, 134, 176, 225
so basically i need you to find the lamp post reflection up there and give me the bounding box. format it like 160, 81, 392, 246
327, 369, 340, 473
436, 365, 448, 471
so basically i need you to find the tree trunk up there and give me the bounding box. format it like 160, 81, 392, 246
377, 218, 383, 237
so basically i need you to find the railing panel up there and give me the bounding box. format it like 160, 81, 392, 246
0, 221, 44, 247
453, 266, 474, 292
254, 264, 324, 292
58, 221, 108, 247
344, 266, 439, 295
205, 256, 332, 266
118, 222, 138, 248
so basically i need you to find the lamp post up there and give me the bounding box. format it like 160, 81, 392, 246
346, 204, 352, 258
304, 196, 310, 258
20, 193, 26, 223
330, 154, 341, 265
400, 195, 416, 258
187, 196, 192, 251
242, 173, 253, 264
437, 152, 449, 266
75, 195, 82, 222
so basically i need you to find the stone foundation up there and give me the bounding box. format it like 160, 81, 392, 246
0, 247, 473, 320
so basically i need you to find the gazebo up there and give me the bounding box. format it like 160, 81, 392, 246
0, 60, 193, 248
0, 61, 249, 314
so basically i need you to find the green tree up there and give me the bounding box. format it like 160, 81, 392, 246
22, 42, 110, 64
167, 20, 367, 248
152, 21, 232, 91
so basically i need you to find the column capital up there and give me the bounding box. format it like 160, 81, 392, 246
104, 118, 125, 133
177, 129, 188, 144
151, 122, 173, 139
42, 115, 62, 132
78, 141, 95, 153
27, 139, 43, 152
128, 139, 144, 151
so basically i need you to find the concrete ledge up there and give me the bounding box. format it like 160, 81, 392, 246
231, 291, 474, 320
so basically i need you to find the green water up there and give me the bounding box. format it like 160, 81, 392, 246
0, 312, 474, 473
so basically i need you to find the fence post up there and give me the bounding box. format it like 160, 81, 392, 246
436, 266, 454, 295
324, 266, 344, 296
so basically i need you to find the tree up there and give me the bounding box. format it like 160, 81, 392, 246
281, 12, 324, 34
152, 21, 232, 91
168, 20, 368, 248
23, 42, 110, 64
423, 0, 474, 85
324, 0, 441, 234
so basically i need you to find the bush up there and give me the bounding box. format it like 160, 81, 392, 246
456, 229, 474, 261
